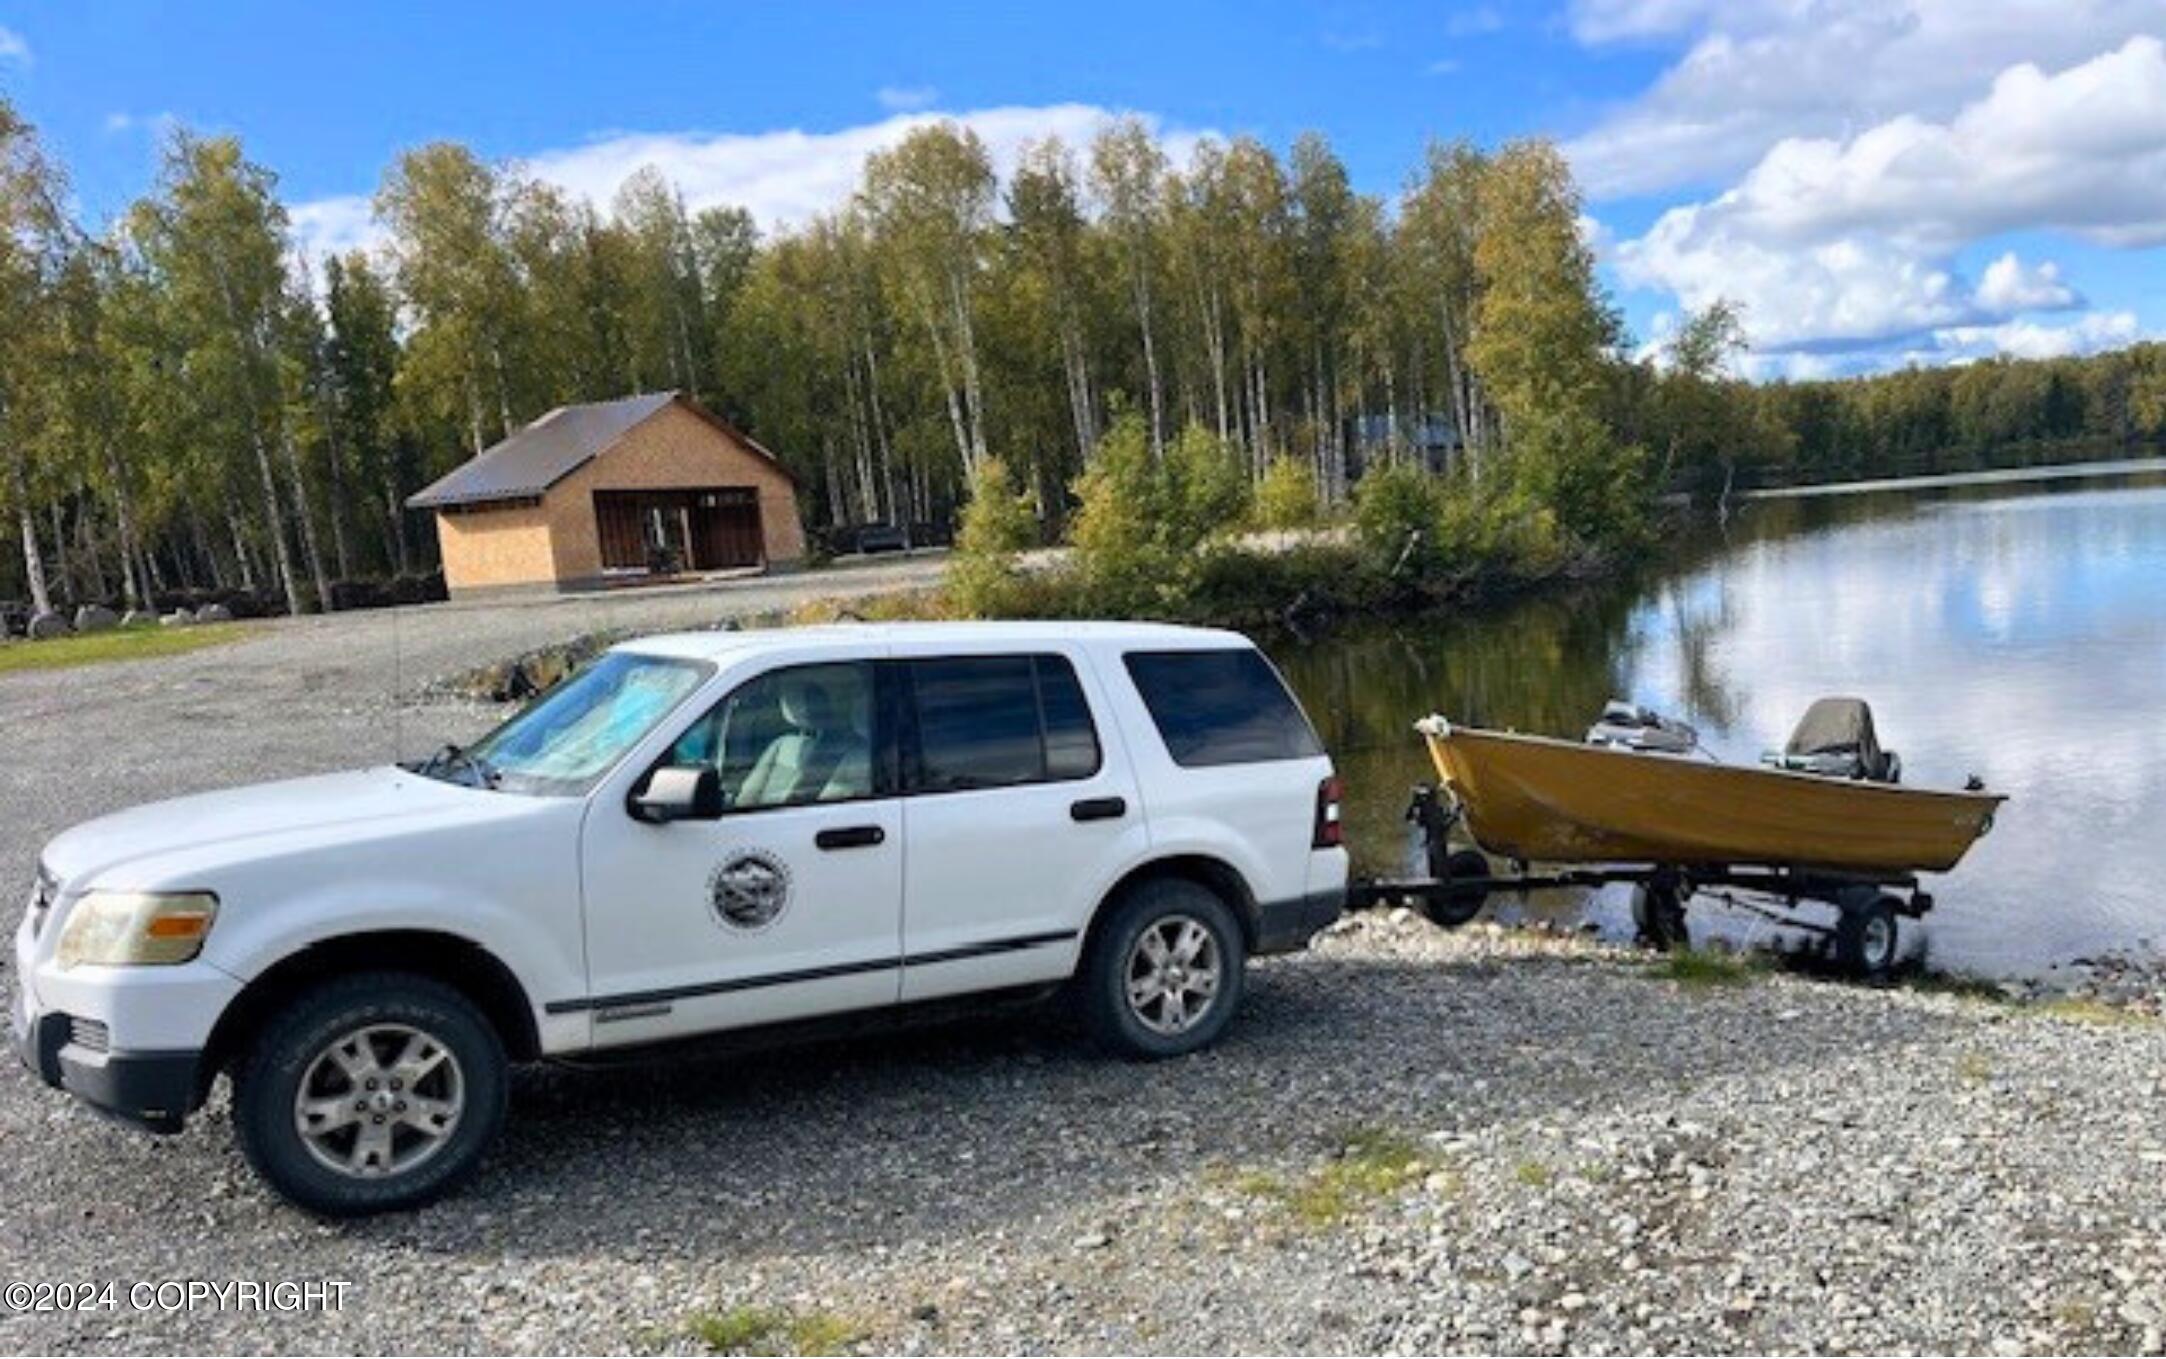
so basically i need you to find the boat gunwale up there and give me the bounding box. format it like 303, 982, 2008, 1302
1423, 718, 2006, 808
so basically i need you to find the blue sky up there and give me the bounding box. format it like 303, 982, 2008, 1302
3, 0, 2161, 376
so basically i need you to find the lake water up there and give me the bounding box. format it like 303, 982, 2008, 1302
1270, 468, 2166, 979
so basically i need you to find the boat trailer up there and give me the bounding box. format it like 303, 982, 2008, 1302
1348, 784, 1935, 980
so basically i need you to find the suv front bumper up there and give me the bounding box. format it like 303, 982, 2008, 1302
13, 1000, 203, 1134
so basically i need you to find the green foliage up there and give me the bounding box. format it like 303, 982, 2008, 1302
1163, 421, 1250, 540
1351, 460, 1445, 571
1508, 407, 1650, 548
1231, 1126, 1439, 1227
1066, 414, 1250, 615
1648, 948, 1763, 988
947, 455, 1037, 617
687, 1304, 862, 1356
1070, 411, 1183, 614
1252, 456, 1322, 530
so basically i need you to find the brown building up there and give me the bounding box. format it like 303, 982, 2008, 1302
408, 391, 804, 597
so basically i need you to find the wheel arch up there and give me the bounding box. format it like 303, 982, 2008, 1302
1081, 854, 1261, 962
203, 930, 543, 1084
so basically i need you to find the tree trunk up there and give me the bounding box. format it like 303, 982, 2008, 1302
1130, 251, 1164, 459
316, 381, 355, 580
281, 429, 334, 611
46, 502, 73, 603
101, 440, 148, 610
6, 435, 52, 614
384, 487, 412, 576
249, 428, 305, 616
947, 270, 989, 470
918, 292, 975, 478
226, 509, 258, 592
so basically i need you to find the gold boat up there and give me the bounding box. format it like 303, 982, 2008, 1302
1417, 716, 2004, 874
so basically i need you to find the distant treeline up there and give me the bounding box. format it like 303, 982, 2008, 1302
1647, 343, 2166, 496
2, 94, 2161, 617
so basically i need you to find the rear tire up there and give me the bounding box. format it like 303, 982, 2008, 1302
1080, 878, 1246, 1059
1834, 893, 1901, 981
233, 971, 508, 1217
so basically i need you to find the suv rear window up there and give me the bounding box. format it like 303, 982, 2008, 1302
1123, 649, 1323, 768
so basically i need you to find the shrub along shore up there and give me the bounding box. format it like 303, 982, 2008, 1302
937, 410, 1636, 634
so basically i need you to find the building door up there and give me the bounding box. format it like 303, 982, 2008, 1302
692, 490, 763, 569
593, 488, 764, 574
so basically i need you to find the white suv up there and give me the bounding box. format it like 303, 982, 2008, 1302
14, 622, 1347, 1214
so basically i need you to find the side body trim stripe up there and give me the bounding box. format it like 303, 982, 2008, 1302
544, 929, 1078, 1015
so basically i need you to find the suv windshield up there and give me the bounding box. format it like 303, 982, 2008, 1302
428, 651, 710, 796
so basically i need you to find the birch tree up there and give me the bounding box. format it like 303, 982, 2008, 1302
861, 124, 994, 478
0, 100, 65, 615
1089, 117, 1170, 458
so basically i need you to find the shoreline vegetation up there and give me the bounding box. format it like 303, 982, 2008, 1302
5, 97, 2165, 630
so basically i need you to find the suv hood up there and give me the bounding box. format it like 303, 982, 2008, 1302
40, 766, 523, 892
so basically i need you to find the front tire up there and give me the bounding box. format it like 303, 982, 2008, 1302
233, 971, 508, 1216
1080, 878, 1246, 1059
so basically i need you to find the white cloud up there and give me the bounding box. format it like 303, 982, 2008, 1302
287, 104, 1212, 272
1564, 0, 2166, 198
1932, 310, 2141, 362
0, 25, 29, 66
1614, 37, 2166, 360
1425, 58, 1462, 76
1445, 6, 1504, 36
1975, 253, 2080, 313
875, 85, 938, 112
103, 110, 178, 139
287, 195, 380, 268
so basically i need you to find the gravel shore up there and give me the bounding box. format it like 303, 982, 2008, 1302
5, 579, 2164, 1354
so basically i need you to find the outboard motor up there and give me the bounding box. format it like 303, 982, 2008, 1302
1585, 700, 1701, 755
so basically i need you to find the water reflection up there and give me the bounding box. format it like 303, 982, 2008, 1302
1270, 471, 2166, 978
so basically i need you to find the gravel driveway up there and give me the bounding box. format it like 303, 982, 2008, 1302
5, 572, 2165, 1354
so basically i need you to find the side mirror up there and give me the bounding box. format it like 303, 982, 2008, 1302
630, 765, 722, 823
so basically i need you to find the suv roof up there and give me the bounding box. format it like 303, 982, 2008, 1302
613, 619, 1252, 662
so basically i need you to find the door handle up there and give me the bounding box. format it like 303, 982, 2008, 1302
1070, 796, 1127, 823
815, 825, 886, 850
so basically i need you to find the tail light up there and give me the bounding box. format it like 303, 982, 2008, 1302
1313, 775, 1344, 849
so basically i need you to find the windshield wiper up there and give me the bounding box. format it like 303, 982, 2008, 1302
409, 743, 502, 789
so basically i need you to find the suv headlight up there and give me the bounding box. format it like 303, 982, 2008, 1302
56, 891, 218, 968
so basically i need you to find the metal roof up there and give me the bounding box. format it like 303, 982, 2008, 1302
405, 391, 683, 509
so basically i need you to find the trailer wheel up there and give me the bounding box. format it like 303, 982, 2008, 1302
1835, 893, 1901, 980
1421, 849, 1493, 929
1630, 883, 1690, 951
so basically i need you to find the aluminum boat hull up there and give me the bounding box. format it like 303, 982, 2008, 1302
1420, 720, 2003, 874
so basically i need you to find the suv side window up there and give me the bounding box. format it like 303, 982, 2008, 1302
669, 660, 882, 810
905, 654, 1102, 792
1122, 648, 1323, 768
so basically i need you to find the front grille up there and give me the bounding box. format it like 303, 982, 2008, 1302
67, 1016, 110, 1053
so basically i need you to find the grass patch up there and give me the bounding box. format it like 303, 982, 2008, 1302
1908, 971, 2017, 1005
1647, 947, 1763, 988
1956, 1050, 1994, 1084
687, 1305, 862, 1355
0, 622, 250, 675
1514, 1159, 1553, 1188
2036, 997, 2151, 1027
1228, 1126, 1440, 1227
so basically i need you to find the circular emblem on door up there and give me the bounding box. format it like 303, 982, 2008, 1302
709, 850, 792, 932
